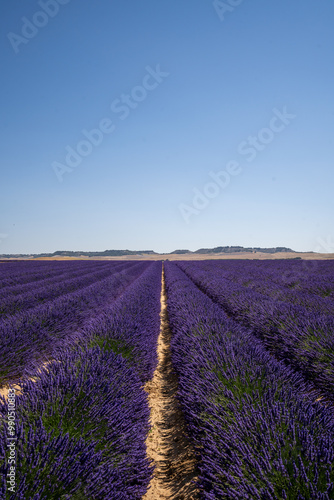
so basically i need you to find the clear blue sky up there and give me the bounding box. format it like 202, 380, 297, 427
1, 0, 333, 254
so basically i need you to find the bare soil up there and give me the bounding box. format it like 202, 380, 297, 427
0, 360, 54, 402
143, 266, 198, 500
0, 384, 21, 400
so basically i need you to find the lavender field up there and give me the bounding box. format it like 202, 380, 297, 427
1, 259, 334, 499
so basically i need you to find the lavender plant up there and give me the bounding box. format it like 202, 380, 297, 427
176, 260, 334, 401
165, 261, 334, 499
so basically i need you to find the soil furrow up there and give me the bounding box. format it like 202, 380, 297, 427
143, 264, 198, 500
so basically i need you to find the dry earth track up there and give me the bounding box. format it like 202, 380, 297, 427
143, 265, 198, 500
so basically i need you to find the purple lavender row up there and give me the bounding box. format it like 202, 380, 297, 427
79, 260, 162, 382
0, 348, 152, 499
0, 260, 124, 290
199, 260, 334, 315
0, 261, 150, 385
164, 261, 334, 499
240, 277, 334, 315
0, 261, 162, 498
176, 261, 334, 401
0, 260, 116, 299
0, 260, 92, 287
0, 261, 137, 318
0, 260, 64, 276
199, 260, 334, 299
247, 260, 334, 298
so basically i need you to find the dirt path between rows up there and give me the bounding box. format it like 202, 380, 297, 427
143, 265, 198, 500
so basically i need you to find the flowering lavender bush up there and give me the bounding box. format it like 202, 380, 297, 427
0, 260, 74, 287
165, 261, 334, 499
0, 261, 162, 498
176, 260, 334, 401
0, 347, 151, 499
81, 260, 162, 382
0, 261, 134, 317
0, 261, 110, 298
0, 262, 150, 385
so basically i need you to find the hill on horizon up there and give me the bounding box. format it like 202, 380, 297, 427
0, 246, 297, 259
